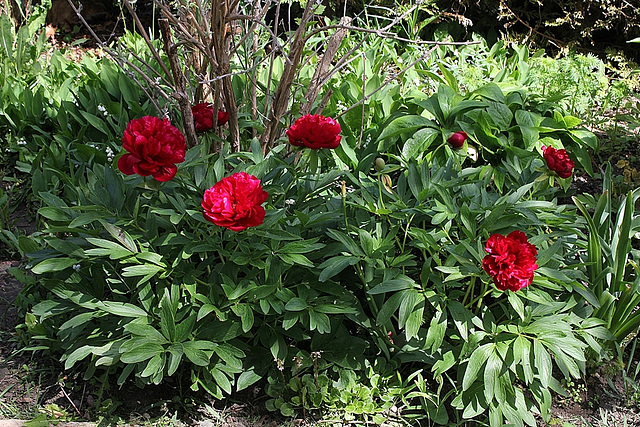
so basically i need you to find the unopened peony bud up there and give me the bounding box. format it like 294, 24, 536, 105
542, 145, 574, 179
447, 131, 467, 149
374, 157, 386, 171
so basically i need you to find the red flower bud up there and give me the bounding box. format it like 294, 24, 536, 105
447, 131, 467, 149
542, 146, 575, 179
286, 114, 342, 149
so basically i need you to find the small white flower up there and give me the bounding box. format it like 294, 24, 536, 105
72, 264, 81, 271
285, 198, 296, 206
467, 145, 478, 162
97, 104, 108, 117
105, 147, 115, 162
17, 139, 26, 146
275, 358, 285, 371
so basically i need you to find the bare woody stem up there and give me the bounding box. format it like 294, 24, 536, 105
159, 18, 198, 149
260, 0, 317, 150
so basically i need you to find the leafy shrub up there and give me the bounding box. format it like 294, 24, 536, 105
18, 86, 608, 426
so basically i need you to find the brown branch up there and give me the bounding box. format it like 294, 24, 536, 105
159, 18, 198, 149
122, 0, 173, 79
64, 0, 169, 113
300, 16, 352, 116
261, 0, 319, 149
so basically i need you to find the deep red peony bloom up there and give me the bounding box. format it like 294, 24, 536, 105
542, 145, 575, 179
482, 230, 538, 292
286, 114, 342, 149
447, 131, 467, 149
118, 116, 186, 182
202, 172, 269, 231
192, 103, 229, 132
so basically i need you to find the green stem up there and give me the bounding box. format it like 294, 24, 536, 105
463, 276, 476, 308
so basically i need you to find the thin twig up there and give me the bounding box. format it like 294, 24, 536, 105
500, 1, 565, 49
122, 0, 172, 79
59, 383, 82, 417
159, 18, 198, 149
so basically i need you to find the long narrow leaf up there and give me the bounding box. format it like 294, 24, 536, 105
611, 191, 633, 292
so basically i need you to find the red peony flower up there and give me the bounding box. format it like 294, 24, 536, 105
192, 103, 230, 132
482, 230, 538, 292
286, 114, 342, 149
202, 172, 269, 231
542, 145, 575, 179
447, 131, 467, 149
118, 116, 186, 182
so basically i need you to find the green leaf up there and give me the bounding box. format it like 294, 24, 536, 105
367, 274, 416, 294
101, 302, 148, 318
309, 311, 331, 333
31, 257, 79, 274
401, 127, 439, 159
100, 220, 138, 253
141, 354, 164, 378
167, 343, 184, 376
122, 264, 164, 277
65, 345, 94, 369
325, 229, 365, 257
484, 350, 502, 404
210, 368, 232, 395
424, 307, 447, 353
318, 256, 358, 282
508, 292, 525, 321
183, 342, 211, 366
160, 290, 176, 341
375, 115, 435, 149
533, 340, 552, 388
463, 343, 493, 390
120, 342, 164, 364
124, 323, 167, 343
376, 291, 404, 327
236, 370, 262, 391
278, 253, 314, 267
38, 207, 71, 221
284, 298, 307, 311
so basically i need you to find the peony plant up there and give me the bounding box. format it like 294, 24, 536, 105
482, 230, 538, 292
117, 116, 186, 182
